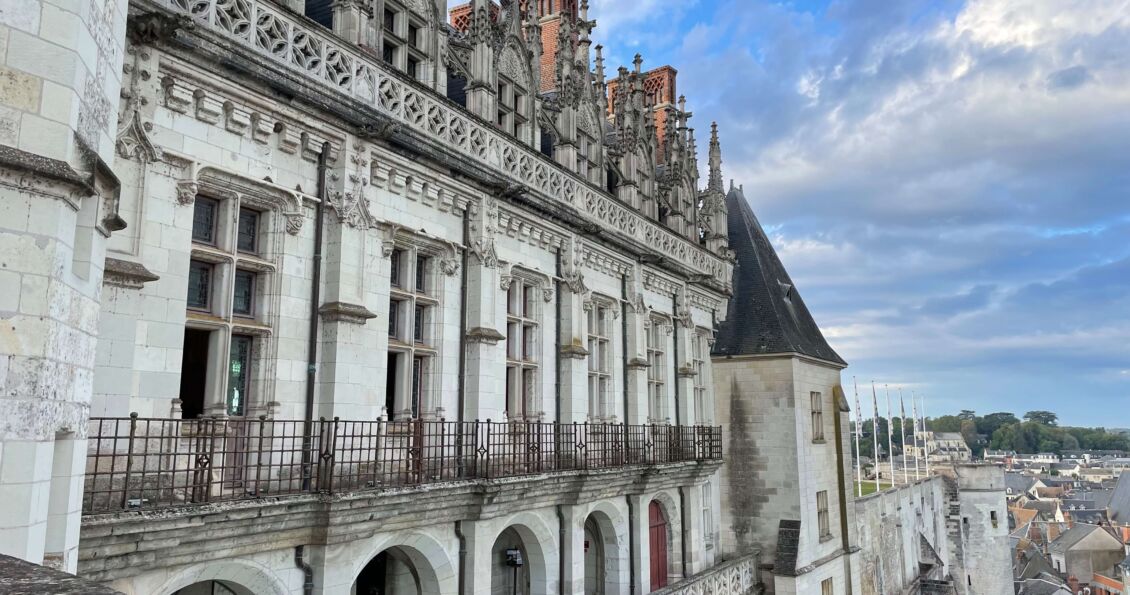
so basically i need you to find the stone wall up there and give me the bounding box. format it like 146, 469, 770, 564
852, 478, 950, 595
943, 464, 1014, 595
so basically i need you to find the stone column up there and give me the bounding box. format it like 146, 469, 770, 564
557, 237, 590, 423
623, 268, 649, 426
466, 0, 497, 123
463, 196, 505, 421
627, 493, 651, 595
559, 504, 586, 595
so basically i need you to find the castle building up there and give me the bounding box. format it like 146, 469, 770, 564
0, 0, 1012, 592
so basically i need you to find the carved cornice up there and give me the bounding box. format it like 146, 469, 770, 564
319, 301, 378, 325
467, 327, 506, 345
103, 257, 161, 289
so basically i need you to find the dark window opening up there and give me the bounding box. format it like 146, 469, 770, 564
187, 260, 213, 311
179, 329, 211, 419
606, 167, 618, 195
305, 0, 333, 29
386, 352, 399, 418
384, 8, 396, 30
192, 198, 217, 244
407, 56, 419, 79
447, 73, 468, 107
539, 128, 554, 158
382, 43, 395, 65
408, 24, 420, 47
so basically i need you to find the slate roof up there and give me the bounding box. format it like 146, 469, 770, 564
1049, 524, 1101, 554
0, 555, 122, 594
713, 185, 846, 365
1006, 473, 1037, 494
1108, 473, 1130, 523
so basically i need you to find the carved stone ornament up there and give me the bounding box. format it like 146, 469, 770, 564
466, 326, 506, 345
499, 263, 513, 291
176, 180, 198, 205
626, 292, 647, 315
469, 237, 499, 269
541, 284, 554, 303
285, 214, 304, 235
381, 224, 402, 257
440, 242, 461, 276
562, 270, 586, 295
103, 257, 160, 289
627, 357, 650, 370
560, 343, 590, 360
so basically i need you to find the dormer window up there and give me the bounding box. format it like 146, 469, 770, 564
381, 1, 428, 81
497, 75, 528, 139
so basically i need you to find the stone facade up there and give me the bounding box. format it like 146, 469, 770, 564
0, 0, 1017, 592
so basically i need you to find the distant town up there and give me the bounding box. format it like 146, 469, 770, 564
852, 409, 1130, 594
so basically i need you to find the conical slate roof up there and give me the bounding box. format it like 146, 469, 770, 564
713, 185, 846, 366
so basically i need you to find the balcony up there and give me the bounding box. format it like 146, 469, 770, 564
82, 416, 723, 514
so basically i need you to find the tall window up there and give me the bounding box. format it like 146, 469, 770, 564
692, 332, 708, 424
821, 578, 833, 595
181, 195, 272, 419
811, 391, 825, 442
506, 276, 541, 421
387, 246, 438, 420
817, 490, 831, 539
381, 1, 428, 80
497, 75, 528, 139
586, 301, 613, 421
577, 131, 597, 184
646, 318, 667, 423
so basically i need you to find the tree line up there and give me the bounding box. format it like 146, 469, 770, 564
851, 410, 1130, 459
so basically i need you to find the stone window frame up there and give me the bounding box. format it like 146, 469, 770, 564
691, 328, 710, 424
585, 294, 617, 421
496, 74, 529, 141
504, 268, 549, 421
811, 391, 826, 443
385, 233, 447, 421
816, 490, 832, 541
184, 186, 281, 419
645, 314, 671, 424
577, 129, 598, 186
702, 481, 714, 551
381, 0, 431, 81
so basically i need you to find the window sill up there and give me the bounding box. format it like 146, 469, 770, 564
819, 533, 835, 543
812, 439, 827, 445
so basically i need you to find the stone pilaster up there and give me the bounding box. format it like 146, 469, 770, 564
557, 237, 589, 423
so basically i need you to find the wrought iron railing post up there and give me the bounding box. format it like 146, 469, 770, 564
119, 413, 139, 510
254, 415, 266, 496
484, 419, 492, 479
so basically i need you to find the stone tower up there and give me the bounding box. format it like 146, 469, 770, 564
0, 0, 130, 572
711, 185, 860, 594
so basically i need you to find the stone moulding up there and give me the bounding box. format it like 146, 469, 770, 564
103, 257, 161, 289
318, 301, 378, 325
146, 0, 731, 292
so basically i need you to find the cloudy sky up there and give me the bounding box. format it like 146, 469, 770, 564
452, 0, 1129, 425
582, 0, 1130, 426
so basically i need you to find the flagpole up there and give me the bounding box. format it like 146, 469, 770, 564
871, 381, 882, 493
911, 392, 921, 480
886, 384, 896, 485
899, 388, 909, 485
922, 396, 932, 476
853, 377, 863, 497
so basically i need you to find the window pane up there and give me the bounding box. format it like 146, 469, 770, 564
237, 209, 259, 253
411, 356, 423, 418
388, 301, 399, 338
383, 8, 395, 30
383, 43, 395, 65
507, 322, 519, 359
233, 270, 255, 316
523, 285, 536, 317
415, 256, 428, 293
227, 335, 252, 416
414, 304, 425, 343
523, 324, 536, 361
390, 250, 402, 287
191, 198, 216, 243
187, 261, 212, 310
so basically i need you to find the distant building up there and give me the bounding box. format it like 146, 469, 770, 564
905, 431, 973, 463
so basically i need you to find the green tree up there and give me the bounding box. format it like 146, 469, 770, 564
977, 412, 1020, 437
1024, 411, 1059, 426
928, 415, 963, 433
958, 410, 977, 421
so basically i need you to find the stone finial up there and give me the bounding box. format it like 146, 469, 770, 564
633, 54, 643, 74
708, 122, 723, 193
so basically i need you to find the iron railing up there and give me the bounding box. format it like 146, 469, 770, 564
83, 416, 722, 514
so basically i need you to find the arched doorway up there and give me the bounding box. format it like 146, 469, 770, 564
583, 516, 605, 595
173, 582, 251, 595
649, 501, 670, 589
354, 547, 426, 595
491, 527, 532, 595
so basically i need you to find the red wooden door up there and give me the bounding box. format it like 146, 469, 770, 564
648, 501, 669, 589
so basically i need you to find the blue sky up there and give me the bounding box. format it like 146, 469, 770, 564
451, 1, 1130, 426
